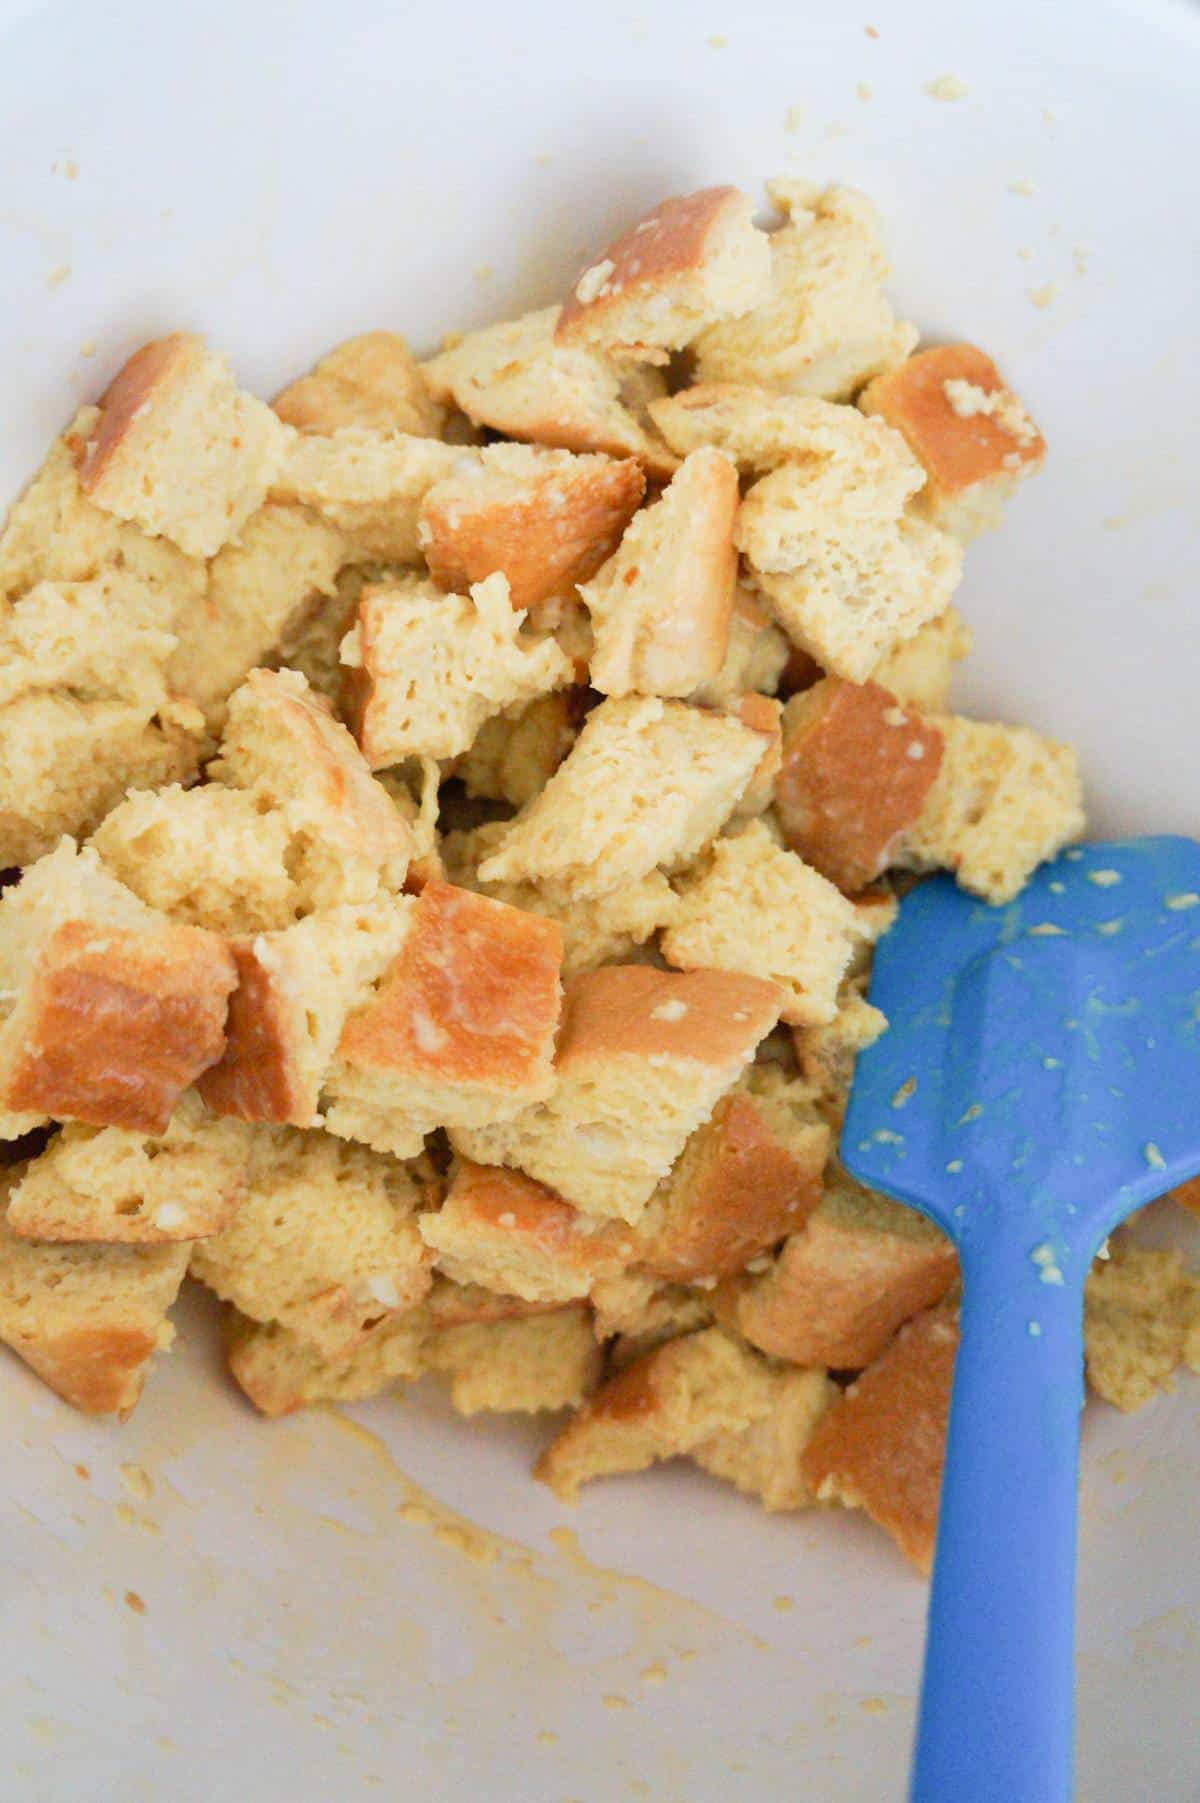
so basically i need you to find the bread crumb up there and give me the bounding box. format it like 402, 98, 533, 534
785, 104, 805, 132
1007, 179, 1036, 197
46, 264, 71, 289
115, 1502, 136, 1526
534, 152, 552, 167
536, 1730, 558, 1746
925, 74, 969, 102
640, 1662, 667, 1685
1144, 1143, 1166, 1171
473, 264, 494, 284
1029, 282, 1058, 309
708, 33, 728, 48
1088, 869, 1121, 888
772, 1594, 795, 1612
119, 1462, 154, 1501
864, 23, 880, 37
1073, 246, 1090, 277
79, 340, 96, 357
943, 376, 1038, 446
603, 1694, 632, 1710
124, 1590, 146, 1615
861, 1696, 888, 1716
1032, 1242, 1064, 1286
73, 1463, 89, 1480
856, 82, 873, 101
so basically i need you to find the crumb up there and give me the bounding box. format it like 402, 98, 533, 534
536, 1729, 558, 1746
943, 377, 1037, 445
603, 1693, 632, 1710
891, 1077, 917, 1108
1043, 108, 1056, 126
1073, 246, 1090, 277
1087, 869, 1121, 888
124, 1590, 146, 1616
925, 74, 969, 102
640, 1661, 667, 1685
772, 1594, 795, 1612
46, 264, 71, 289
73, 1463, 89, 1481
856, 82, 873, 101
115, 1503, 136, 1527
1144, 1143, 1166, 1171
65, 157, 79, 180
119, 1462, 154, 1501
1007, 179, 1036, 197
1017, 247, 1034, 263
785, 104, 805, 132
534, 153, 553, 168
79, 340, 97, 358
1166, 893, 1199, 911
861, 1696, 888, 1715
708, 33, 728, 48
1028, 282, 1058, 309
864, 23, 880, 37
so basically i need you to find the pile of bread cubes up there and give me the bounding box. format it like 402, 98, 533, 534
1, 178, 1197, 1575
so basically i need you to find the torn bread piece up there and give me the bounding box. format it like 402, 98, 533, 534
1083, 1237, 1200, 1412
270, 427, 462, 563
455, 691, 583, 809
272, 566, 365, 707
6, 1093, 252, 1243
418, 442, 645, 608
860, 343, 1045, 540
556, 186, 771, 359
896, 715, 1085, 904
774, 679, 946, 892
691, 584, 790, 709
324, 882, 563, 1158
476, 696, 767, 899
228, 1304, 431, 1416
582, 448, 738, 698
453, 965, 782, 1223
0, 1176, 190, 1417
662, 821, 870, 1026
0, 841, 236, 1137
717, 1165, 957, 1368
190, 1127, 434, 1360
800, 1303, 959, 1575
592, 1269, 715, 1356
420, 308, 678, 477
691, 1365, 837, 1510
343, 571, 572, 766
650, 382, 873, 471
429, 1303, 601, 1416
536, 1325, 779, 1500
694, 182, 917, 400
273, 332, 445, 438
73, 333, 288, 558
869, 605, 971, 712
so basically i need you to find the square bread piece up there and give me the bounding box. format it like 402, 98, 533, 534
454, 691, 583, 810
693, 182, 918, 400
631, 1066, 829, 1282
716, 1164, 958, 1369
581, 448, 739, 698
555, 186, 771, 360
859, 343, 1045, 541
774, 678, 946, 892
649, 382, 870, 471
800, 1303, 960, 1575
429, 1303, 602, 1416
73, 333, 288, 558
5, 1092, 252, 1244
476, 696, 767, 900
270, 427, 462, 562
213, 667, 413, 907
324, 882, 564, 1158
1083, 1238, 1200, 1412
690, 1364, 837, 1511
453, 964, 783, 1224
227, 1304, 433, 1417
896, 715, 1085, 904
418, 442, 645, 608
419, 1160, 634, 1303
0, 841, 236, 1138
343, 571, 572, 766
420, 307, 678, 478
661, 820, 870, 1027
869, 605, 971, 712
190, 1126, 434, 1360
0, 1175, 190, 1418
273, 332, 445, 438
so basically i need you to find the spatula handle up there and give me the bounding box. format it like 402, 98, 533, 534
911, 1242, 1085, 1803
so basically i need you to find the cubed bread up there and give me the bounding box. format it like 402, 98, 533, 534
228, 1305, 431, 1417
582, 448, 738, 698
420, 308, 678, 477
717, 1165, 957, 1368
1083, 1237, 1200, 1412
693, 183, 917, 400
270, 427, 462, 562
649, 382, 869, 470
343, 571, 572, 765
896, 715, 1085, 904
214, 667, 413, 906
418, 442, 645, 608
632, 1067, 829, 1281
0, 1174, 190, 1417
429, 1303, 601, 1415
535, 1325, 779, 1499
190, 1126, 434, 1359
453, 964, 782, 1223
590, 1268, 715, 1349
74, 333, 288, 557
0, 841, 236, 1137
324, 882, 563, 1157
6, 1093, 252, 1243
859, 344, 1045, 541
800, 1303, 959, 1574
420, 1160, 634, 1302
691, 1365, 837, 1509
556, 186, 771, 359
661, 821, 869, 1026
869, 605, 971, 711
476, 696, 766, 899
0, 571, 179, 713
272, 568, 364, 706
774, 678, 946, 892
455, 691, 582, 809
691, 584, 790, 709
198, 899, 412, 1126
273, 332, 445, 438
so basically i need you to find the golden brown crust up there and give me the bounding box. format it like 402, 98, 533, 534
555, 965, 784, 1074
195, 939, 304, 1123
859, 344, 1044, 505
775, 678, 945, 892
74, 333, 197, 495
3, 920, 236, 1134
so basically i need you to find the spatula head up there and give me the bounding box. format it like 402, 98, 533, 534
842, 837, 1200, 1257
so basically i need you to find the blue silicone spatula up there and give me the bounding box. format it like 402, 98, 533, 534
841, 835, 1200, 1803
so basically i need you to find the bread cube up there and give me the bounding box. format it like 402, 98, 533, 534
556, 186, 770, 359
860, 344, 1045, 540
343, 571, 572, 766
429, 1304, 601, 1416
476, 696, 766, 899
272, 568, 363, 706
590, 1269, 715, 1351
273, 332, 445, 438
418, 441, 645, 608
453, 964, 782, 1222
270, 427, 462, 562
694, 183, 917, 400
1083, 1237, 1200, 1412
324, 882, 563, 1157
455, 691, 582, 809
691, 1366, 836, 1509
582, 448, 738, 697
0, 1175, 190, 1417
691, 584, 790, 708
774, 678, 946, 892
74, 333, 287, 557
0, 841, 236, 1137
869, 605, 971, 711
800, 1304, 959, 1574
228, 1305, 431, 1417
650, 382, 867, 470
718, 1165, 957, 1368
